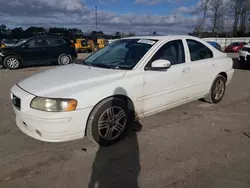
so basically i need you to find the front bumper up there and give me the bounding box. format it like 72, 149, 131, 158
11, 84, 92, 142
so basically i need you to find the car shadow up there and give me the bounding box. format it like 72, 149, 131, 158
88, 87, 142, 188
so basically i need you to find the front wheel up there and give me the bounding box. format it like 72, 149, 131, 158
204, 75, 226, 104
86, 98, 130, 146
58, 54, 72, 65
3, 55, 21, 70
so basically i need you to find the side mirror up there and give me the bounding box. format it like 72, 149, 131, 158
145, 59, 171, 71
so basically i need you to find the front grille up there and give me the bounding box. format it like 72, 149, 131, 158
12, 94, 21, 110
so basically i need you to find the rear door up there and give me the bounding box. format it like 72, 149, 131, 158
183, 38, 216, 98
44, 38, 67, 60
35, 38, 53, 61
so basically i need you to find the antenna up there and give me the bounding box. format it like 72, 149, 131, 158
95, 6, 97, 31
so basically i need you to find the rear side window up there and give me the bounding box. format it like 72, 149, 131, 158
47, 38, 66, 46
187, 39, 213, 61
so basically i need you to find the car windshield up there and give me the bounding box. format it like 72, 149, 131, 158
81, 38, 158, 70
13, 39, 27, 46
229, 42, 240, 46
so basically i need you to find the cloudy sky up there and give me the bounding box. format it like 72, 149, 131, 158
0, 0, 206, 34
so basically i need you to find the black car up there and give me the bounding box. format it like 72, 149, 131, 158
0, 36, 77, 69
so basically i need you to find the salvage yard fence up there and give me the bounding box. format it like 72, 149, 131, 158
108, 37, 250, 50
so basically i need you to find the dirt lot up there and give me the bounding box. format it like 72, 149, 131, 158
0, 58, 250, 188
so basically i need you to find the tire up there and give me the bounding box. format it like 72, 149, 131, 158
58, 54, 72, 65
204, 75, 226, 104
86, 97, 131, 146
3, 55, 21, 70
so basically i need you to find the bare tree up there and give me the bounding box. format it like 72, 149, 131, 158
210, 0, 224, 34
198, 0, 213, 37
230, 0, 249, 36
239, 0, 249, 34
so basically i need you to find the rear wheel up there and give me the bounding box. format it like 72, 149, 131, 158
58, 54, 72, 65
3, 55, 21, 70
204, 75, 226, 104
87, 97, 130, 146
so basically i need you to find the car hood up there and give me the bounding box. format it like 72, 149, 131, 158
17, 64, 126, 97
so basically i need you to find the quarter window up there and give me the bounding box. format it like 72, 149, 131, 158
149, 40, 185, 66
187, 39, 213, 61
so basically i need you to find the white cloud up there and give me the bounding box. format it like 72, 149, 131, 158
134, 0, 182, 5
0, 0, 199, 34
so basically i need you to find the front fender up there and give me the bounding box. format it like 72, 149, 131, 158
72, 73, 144, 116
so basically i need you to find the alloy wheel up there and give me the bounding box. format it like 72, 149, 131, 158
213, 79, 225, 100
7, 58, 19, 69
98, 106, 127, 140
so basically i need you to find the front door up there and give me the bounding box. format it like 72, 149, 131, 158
19, 39, 43, 62
141, 39, 191, 114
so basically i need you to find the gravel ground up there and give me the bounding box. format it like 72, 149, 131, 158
0, 57, 249, 188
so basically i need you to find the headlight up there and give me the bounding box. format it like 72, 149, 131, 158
0, 52, 4, 56
30, 97, 77, 112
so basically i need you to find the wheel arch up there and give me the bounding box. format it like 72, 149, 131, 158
3, 53, 24, 64
84, 94, 135, 135
218, 72, 227, 82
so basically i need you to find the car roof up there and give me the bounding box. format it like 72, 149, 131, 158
122, 35, 201, 41
27, 36, 69, 40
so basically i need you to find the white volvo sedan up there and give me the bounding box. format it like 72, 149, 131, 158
11, 35, 234, 146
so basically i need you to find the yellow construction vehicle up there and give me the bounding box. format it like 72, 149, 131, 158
89, 38, 109, 52
74, 37, 109, 53
74, 38, 92, 53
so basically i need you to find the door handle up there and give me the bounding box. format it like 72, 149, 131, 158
212, 63, 216, 67
182, 67, 189, 73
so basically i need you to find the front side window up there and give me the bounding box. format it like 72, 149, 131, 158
26, 39, 37, 48
148, 40, 185, 66
187, 39, 213, 61
81, 39, 158, 70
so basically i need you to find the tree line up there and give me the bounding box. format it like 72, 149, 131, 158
0, 25, 135, 40
189, 0, 250, 37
